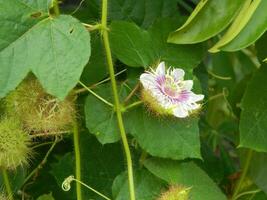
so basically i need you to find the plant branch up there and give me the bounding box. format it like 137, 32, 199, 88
124, 101, 143, 111
124, 83, 140, 103
22, 137, 59, 186
231, 149, 253, 200
78, 81, 114, 107
2, 169, 13, 200
73, 120, 82, 200
75, 69, 127, 94
101, 0, 136, 199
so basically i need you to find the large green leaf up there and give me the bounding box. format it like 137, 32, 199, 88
108, 0, 180, 28
167, 0, 245, 44
0, 0, 91, 100
109, 18, 204, 68
112, 169, 166, 200
127, 107, 201, 160
144, 158, 227, 200
215, 0, 267, 52
240, 65, 267, 152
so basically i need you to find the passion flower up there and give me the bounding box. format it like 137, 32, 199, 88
140, 62, 204, 118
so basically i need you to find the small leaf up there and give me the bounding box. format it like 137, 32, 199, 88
144, 158, 227, 200
112, 169, 166, 200
168, 0, 245, 44
127, 107, 201, 160
240, 65, 267, 152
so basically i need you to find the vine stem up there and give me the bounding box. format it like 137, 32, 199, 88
53, 0, 60, 16
101, 0, 136, 200
22, 137, 59, 186
73, 120, 82, 200
2, 169, 13, 200
231, 149, 253, 200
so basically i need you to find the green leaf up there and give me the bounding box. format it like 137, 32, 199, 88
211, 0, 267, 52
144, 158, 227, 200
84, 83, 129, 144
112, 169, 166, 200
256, 32, 267, 62
37, 193, 55, 200
109, 18, 204, 68
248, 152, 267, 195
220, 0, 267, 51
0, 0, 91, 99
108, 0, 180, 29
109, 21, 155, 67
168, 0, 245, 44
80, 33, 107, 85
128, 107, 201, 160
240, 65, 267, 152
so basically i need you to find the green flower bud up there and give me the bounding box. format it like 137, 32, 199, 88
5, 77, 76, 134
0, 118, 31, 169
158, 185, 191, 200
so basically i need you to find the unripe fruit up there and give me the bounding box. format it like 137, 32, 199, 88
158, 185, 191, 200
0, 118, 31, 169
5, 77, 76, 134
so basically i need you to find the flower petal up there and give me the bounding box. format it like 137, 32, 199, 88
140, 73, 156, 89
182, 80, 193, 91
171, 68, 185, 81
156, 62, 165, 76
173, 105, 189, 118
190, 94, 204, 102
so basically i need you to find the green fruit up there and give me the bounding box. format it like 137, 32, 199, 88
0, 118, 31, 169
5, 77, 76, 134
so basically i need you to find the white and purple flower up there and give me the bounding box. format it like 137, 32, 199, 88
140, 62, 204, 118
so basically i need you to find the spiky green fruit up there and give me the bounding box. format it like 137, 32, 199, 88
5, 77, 76, 134
0, 118, 31, 169
158, 185, 191, 200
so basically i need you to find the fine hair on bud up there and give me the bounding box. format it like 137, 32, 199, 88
5, 77, 76, 134
0, 117, 32, 169
157, 185, 191, 200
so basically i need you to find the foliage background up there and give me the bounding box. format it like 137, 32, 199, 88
0, 0, 267, 199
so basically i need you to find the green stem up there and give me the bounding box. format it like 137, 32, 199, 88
231, 149, 253, 200
2, 169, 13, 200
23, 137, 59, 186
124, 101, 143, 111
79, 81, 114, 107
53, 0, 60, 16
101, 1, 135, 200
73, 120, 82, 200
233, 189, 261, 200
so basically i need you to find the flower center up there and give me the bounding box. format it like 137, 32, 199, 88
162, 76, 181, 98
